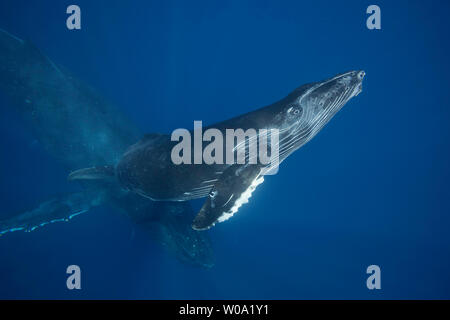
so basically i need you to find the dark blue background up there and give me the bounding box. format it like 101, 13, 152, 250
0, 0, 449, 299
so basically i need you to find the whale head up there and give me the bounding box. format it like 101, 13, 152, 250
275, 70, 365, 159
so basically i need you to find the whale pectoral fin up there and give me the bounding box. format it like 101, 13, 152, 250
192, 164, 264, 230
68, 165, 115, 181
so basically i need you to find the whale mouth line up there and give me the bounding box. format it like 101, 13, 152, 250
354, 83, 363, 97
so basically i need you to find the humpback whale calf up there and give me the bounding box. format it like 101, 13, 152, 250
0, 29, 213, 267
71, 70, 365, 230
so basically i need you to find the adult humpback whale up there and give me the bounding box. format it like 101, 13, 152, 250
0, 29, 213, 267
71, 70, 365, 230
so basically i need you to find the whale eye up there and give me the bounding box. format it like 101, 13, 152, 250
289, 106, 302, 116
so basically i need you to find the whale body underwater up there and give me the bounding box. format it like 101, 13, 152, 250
70, 70, 365, 230
0, 29, 214, 268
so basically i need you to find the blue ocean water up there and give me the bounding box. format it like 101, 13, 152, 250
0, 0, 450, 299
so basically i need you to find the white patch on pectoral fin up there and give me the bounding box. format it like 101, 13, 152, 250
217, 176, 264, 223
192, 164, 264, 230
